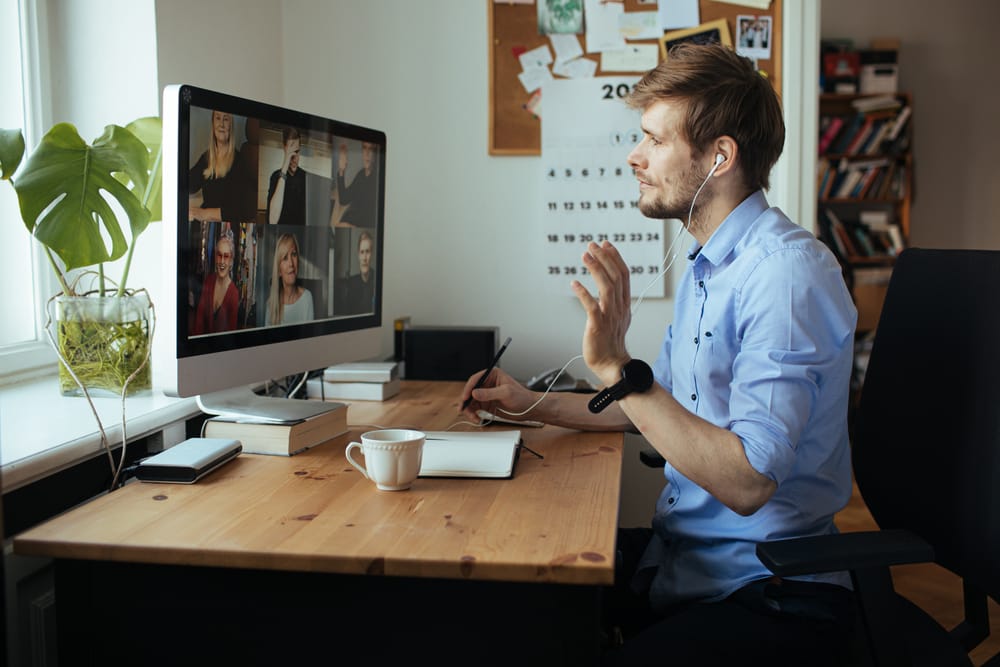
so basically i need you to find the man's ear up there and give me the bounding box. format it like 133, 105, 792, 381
712, 136, 738, 173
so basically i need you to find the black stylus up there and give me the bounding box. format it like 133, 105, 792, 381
461, 336, 512, 410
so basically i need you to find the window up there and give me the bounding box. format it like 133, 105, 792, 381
0, 0, 57, 382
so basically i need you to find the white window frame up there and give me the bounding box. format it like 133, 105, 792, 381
0, 0, 57, 385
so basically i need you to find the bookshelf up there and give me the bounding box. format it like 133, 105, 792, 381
815, 92, 913, 332
815, 93, 913, 436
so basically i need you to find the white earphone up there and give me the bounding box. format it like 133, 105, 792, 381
714, 153, 725, 166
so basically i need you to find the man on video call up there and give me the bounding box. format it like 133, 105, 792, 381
461, 43, 858, 665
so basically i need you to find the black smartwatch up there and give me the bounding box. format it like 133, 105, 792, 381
588, 359, 654, 413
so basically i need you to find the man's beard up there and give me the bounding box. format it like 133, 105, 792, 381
637, 162, 711, 231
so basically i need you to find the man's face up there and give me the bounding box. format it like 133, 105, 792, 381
358, 237, 372, 275
362, 142, 375, 173
287, 137, 301, 174
626, 99, 707, 225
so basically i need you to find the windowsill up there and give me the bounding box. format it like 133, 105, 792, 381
0, 374, 201, 493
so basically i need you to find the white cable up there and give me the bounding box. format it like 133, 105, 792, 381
632, 158, 720, 314
497, 354, 584, 418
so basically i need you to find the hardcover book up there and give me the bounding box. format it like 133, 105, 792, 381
322, 361, 399, 383
203, 403, 349, 456
306, 377, 401, 402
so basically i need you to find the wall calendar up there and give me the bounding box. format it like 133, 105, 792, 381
541, 77, 667, 298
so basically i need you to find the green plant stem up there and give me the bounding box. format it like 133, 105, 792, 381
44, 247, 74, 296
116, 145, 161, 297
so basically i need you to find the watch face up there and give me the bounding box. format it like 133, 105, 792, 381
623, 359, 654, 393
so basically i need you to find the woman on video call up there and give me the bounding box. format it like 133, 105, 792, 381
192, 233, 240, 335
266, 232, 314, 326
188, 109, 257, 224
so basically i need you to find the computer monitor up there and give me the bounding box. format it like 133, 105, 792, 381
157, 84, 386, 420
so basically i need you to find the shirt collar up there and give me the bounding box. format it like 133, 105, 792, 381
687, 190, 769, 266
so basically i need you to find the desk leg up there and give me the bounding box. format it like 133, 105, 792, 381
53, 559, 602, 667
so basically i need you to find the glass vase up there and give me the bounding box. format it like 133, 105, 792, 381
55, 293, 153, 397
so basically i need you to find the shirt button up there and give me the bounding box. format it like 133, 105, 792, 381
698, 280, 704, 288
693, 336, 699, 344
690, 393, 696, 401
667, 497, 675, 505
705, 331, 712, 338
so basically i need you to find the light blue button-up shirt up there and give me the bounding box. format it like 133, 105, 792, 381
641, 191, 857, 610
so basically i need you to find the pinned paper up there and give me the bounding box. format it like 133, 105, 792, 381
583, 0, 626, 53
713, 0, 772, 10
519, 44, 554, 70
553, 56, 598, 78
518, 66, 554, 93
549, 33, 583, 64
736, 14, 772, 60
538, 0, 584, 34
601, 44, 659, 72
618, 11, 659, 40
658, 0, 699, 30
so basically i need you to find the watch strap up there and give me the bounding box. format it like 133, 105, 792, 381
588, 383, 624, 413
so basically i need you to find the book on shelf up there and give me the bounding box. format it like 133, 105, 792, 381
834, 168, 865, 199
830, 113, 867, 154
881, 105, 911, 149
886, 225, 905, 254
203, 402, 349, 456
419, 430, 523, 479
851, 226, 877, 256
823, 209, 859, 258
817, 115, 845, 155
849, 94, 902, 113
306, 377, 402, 402
844, 115, 879, 155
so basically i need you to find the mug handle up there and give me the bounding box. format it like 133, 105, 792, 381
345, 442, 369, 479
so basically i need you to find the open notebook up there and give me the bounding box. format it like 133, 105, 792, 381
419, 430, 522, 479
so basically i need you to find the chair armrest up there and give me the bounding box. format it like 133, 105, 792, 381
756, 529, 935, 577
639, 446, 666, 468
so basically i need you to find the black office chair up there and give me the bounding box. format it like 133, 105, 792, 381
756, 248, 1000, 666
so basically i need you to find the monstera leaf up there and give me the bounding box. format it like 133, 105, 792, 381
123, 117, 162, 221
13, 122, 151, 271
0, 128, 25, 180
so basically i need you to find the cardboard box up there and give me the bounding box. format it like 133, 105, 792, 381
860, 50, 898, 94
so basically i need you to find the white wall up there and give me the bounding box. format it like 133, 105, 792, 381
821, 0, 1000, 251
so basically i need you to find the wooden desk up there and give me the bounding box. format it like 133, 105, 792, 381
15, 381, 623, 666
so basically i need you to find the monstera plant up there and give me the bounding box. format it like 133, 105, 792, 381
0, 118, 162, 396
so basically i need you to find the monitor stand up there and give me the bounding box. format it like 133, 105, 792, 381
196, 386, 346, 424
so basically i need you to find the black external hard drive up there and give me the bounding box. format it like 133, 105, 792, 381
135, 437, 242, 484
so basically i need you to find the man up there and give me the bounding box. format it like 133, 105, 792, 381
266, 127, 306, 225
461, 43, 857, 665
336, 140, 378, 229
341, 231, 375, 315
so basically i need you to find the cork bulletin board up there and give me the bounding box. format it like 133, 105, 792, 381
488, 0, 783, 155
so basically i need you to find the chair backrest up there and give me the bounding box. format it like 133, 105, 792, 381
853, 248, 1000, 600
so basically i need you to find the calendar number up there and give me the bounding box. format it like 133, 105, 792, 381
601, 83, 634, 100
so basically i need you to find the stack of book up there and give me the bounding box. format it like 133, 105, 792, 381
307, 361, 401, 401
203, 402, 349, 456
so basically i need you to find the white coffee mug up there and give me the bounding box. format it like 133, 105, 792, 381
345, 429, 425, 491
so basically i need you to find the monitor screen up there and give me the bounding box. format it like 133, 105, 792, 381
157, 84, 386, 406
